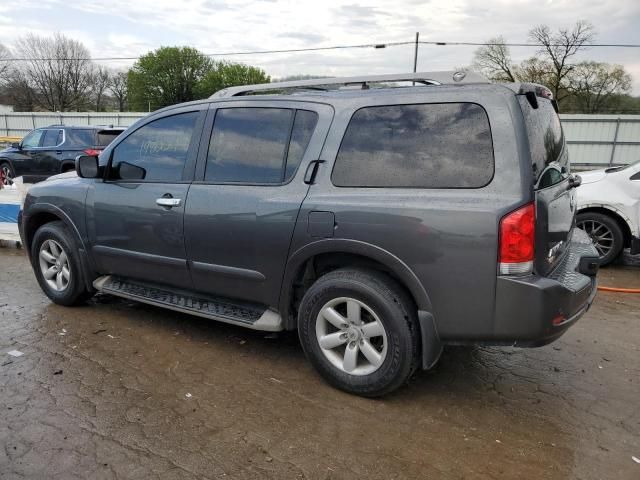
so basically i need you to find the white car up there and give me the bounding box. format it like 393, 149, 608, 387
576, 159, 640, 265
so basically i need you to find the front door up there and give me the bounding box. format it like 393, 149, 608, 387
17, 129, 45, 177
185, 102, 333, 307
87, 108, 205, 288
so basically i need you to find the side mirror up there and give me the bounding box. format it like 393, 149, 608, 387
11, 142, 20, 149
75, 155, 100, 178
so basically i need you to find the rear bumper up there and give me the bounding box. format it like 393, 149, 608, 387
493, 229, 599, 346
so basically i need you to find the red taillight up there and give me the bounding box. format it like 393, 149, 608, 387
84, 149, 102, 156
499, 202, 535, 275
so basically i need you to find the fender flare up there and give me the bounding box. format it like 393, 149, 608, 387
578, 203, 637, 237
23, 202, 95, 291
279, 238, 433, 329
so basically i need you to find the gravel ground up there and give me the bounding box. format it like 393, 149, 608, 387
1, 247, 639, 479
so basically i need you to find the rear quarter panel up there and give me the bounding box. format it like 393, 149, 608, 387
290, 86, 532, 340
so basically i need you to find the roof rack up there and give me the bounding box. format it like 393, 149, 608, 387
210, 70, 488, 98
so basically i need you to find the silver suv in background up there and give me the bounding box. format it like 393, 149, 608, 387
19, 72, 599, 396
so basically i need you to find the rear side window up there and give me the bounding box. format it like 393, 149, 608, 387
285, 110, 318, 181
517, 96, 567, 186
332, 103, 494, 188
110, 112, 199, 182
205, 108, 317, 184
42, 129, 62, 147
97, 130, 122, 147
65, 129, 95, 147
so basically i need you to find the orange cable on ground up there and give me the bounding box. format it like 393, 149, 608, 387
597, 286, 640, 293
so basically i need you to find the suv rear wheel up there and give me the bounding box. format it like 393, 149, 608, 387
31, 221, 91, 305
298, 268, 419, 397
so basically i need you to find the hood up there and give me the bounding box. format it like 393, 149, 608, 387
46, 170, 78, 181
577, 169, 607, 185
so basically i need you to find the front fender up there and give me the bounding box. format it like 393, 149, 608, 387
22, 202, 95, 291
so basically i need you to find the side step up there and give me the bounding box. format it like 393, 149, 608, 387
93, 276, 283, 331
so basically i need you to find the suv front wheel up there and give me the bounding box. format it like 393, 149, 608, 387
298, 268, 419, 397
31, 221, 91, 306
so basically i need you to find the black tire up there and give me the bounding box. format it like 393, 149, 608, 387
298, 268, 420, 397
0, 161, 14, 186
577, 212, 624, 266
31, 221, 91, 306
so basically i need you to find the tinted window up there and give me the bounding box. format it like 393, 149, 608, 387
42, 129, 62, 147
206, 108, 293, 184
332, 103, 494, 188
97, 131, 123, 147
518, 96, 567, 186
285, 110, 318, 181
110, 112, 199, 182
65, 129, 95, 147
22, 130, 44, 148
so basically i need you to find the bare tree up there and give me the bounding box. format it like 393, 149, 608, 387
567, 62, 632, 113
90, 65, 111, 111
0, 43, 11, 85
3, 70, 36, 111
14, 33, 94, 111
514, 57, 554, 86
109, 70, 128, 111
529, 20, 595, 101
471, 36, 517, 82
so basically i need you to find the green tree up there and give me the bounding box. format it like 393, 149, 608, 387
196, 61, 270, 97
565, 62, 632, 113
128, 46, 212, 110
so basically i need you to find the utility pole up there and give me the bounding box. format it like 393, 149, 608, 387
413, 32, 419, 73
413, 32, 419, 85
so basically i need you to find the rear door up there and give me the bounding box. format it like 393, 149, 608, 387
39, 128, 64, 174
518, 93, 576, 274
184, 101, 333, 307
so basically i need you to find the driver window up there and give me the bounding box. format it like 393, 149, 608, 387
22, 130, 44, 148
109, 111, 199, 182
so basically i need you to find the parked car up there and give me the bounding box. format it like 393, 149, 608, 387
18, 72, 599, 397
576, 159, 640, 265
0, 125, 125, 185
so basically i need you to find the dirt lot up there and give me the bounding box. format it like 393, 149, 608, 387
1, 248, 639, 479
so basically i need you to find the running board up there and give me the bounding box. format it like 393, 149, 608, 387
93, 276, 283, 331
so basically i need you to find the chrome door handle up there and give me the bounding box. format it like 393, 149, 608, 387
156, 198, 181, 208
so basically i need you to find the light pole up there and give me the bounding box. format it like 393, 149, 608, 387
413, 32, 419, 73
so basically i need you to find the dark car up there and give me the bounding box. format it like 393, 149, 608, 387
19, 72, 599, 397
0, 125, 125, 185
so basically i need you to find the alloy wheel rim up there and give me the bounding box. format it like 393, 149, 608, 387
315, 297, 388, 376
38, 239, 71, 292
577, 219, 614, 258
0, 165, 12, 186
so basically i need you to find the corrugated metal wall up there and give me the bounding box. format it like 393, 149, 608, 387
561, 114, 640, 169
2, 112, 639, 169
0, 112, 144, 136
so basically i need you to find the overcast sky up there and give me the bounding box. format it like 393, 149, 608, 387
1, 0, 639, 93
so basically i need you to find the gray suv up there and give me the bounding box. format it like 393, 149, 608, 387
19, 72, 599, 396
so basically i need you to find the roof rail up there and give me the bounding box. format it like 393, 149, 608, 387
210, 70, 489, 98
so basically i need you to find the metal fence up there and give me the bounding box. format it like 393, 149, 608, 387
1, 111, 639, 170
561, 114, 640, 170
0, 112, 145, 137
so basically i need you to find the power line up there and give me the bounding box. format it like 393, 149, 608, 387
1, 39, 640, 62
